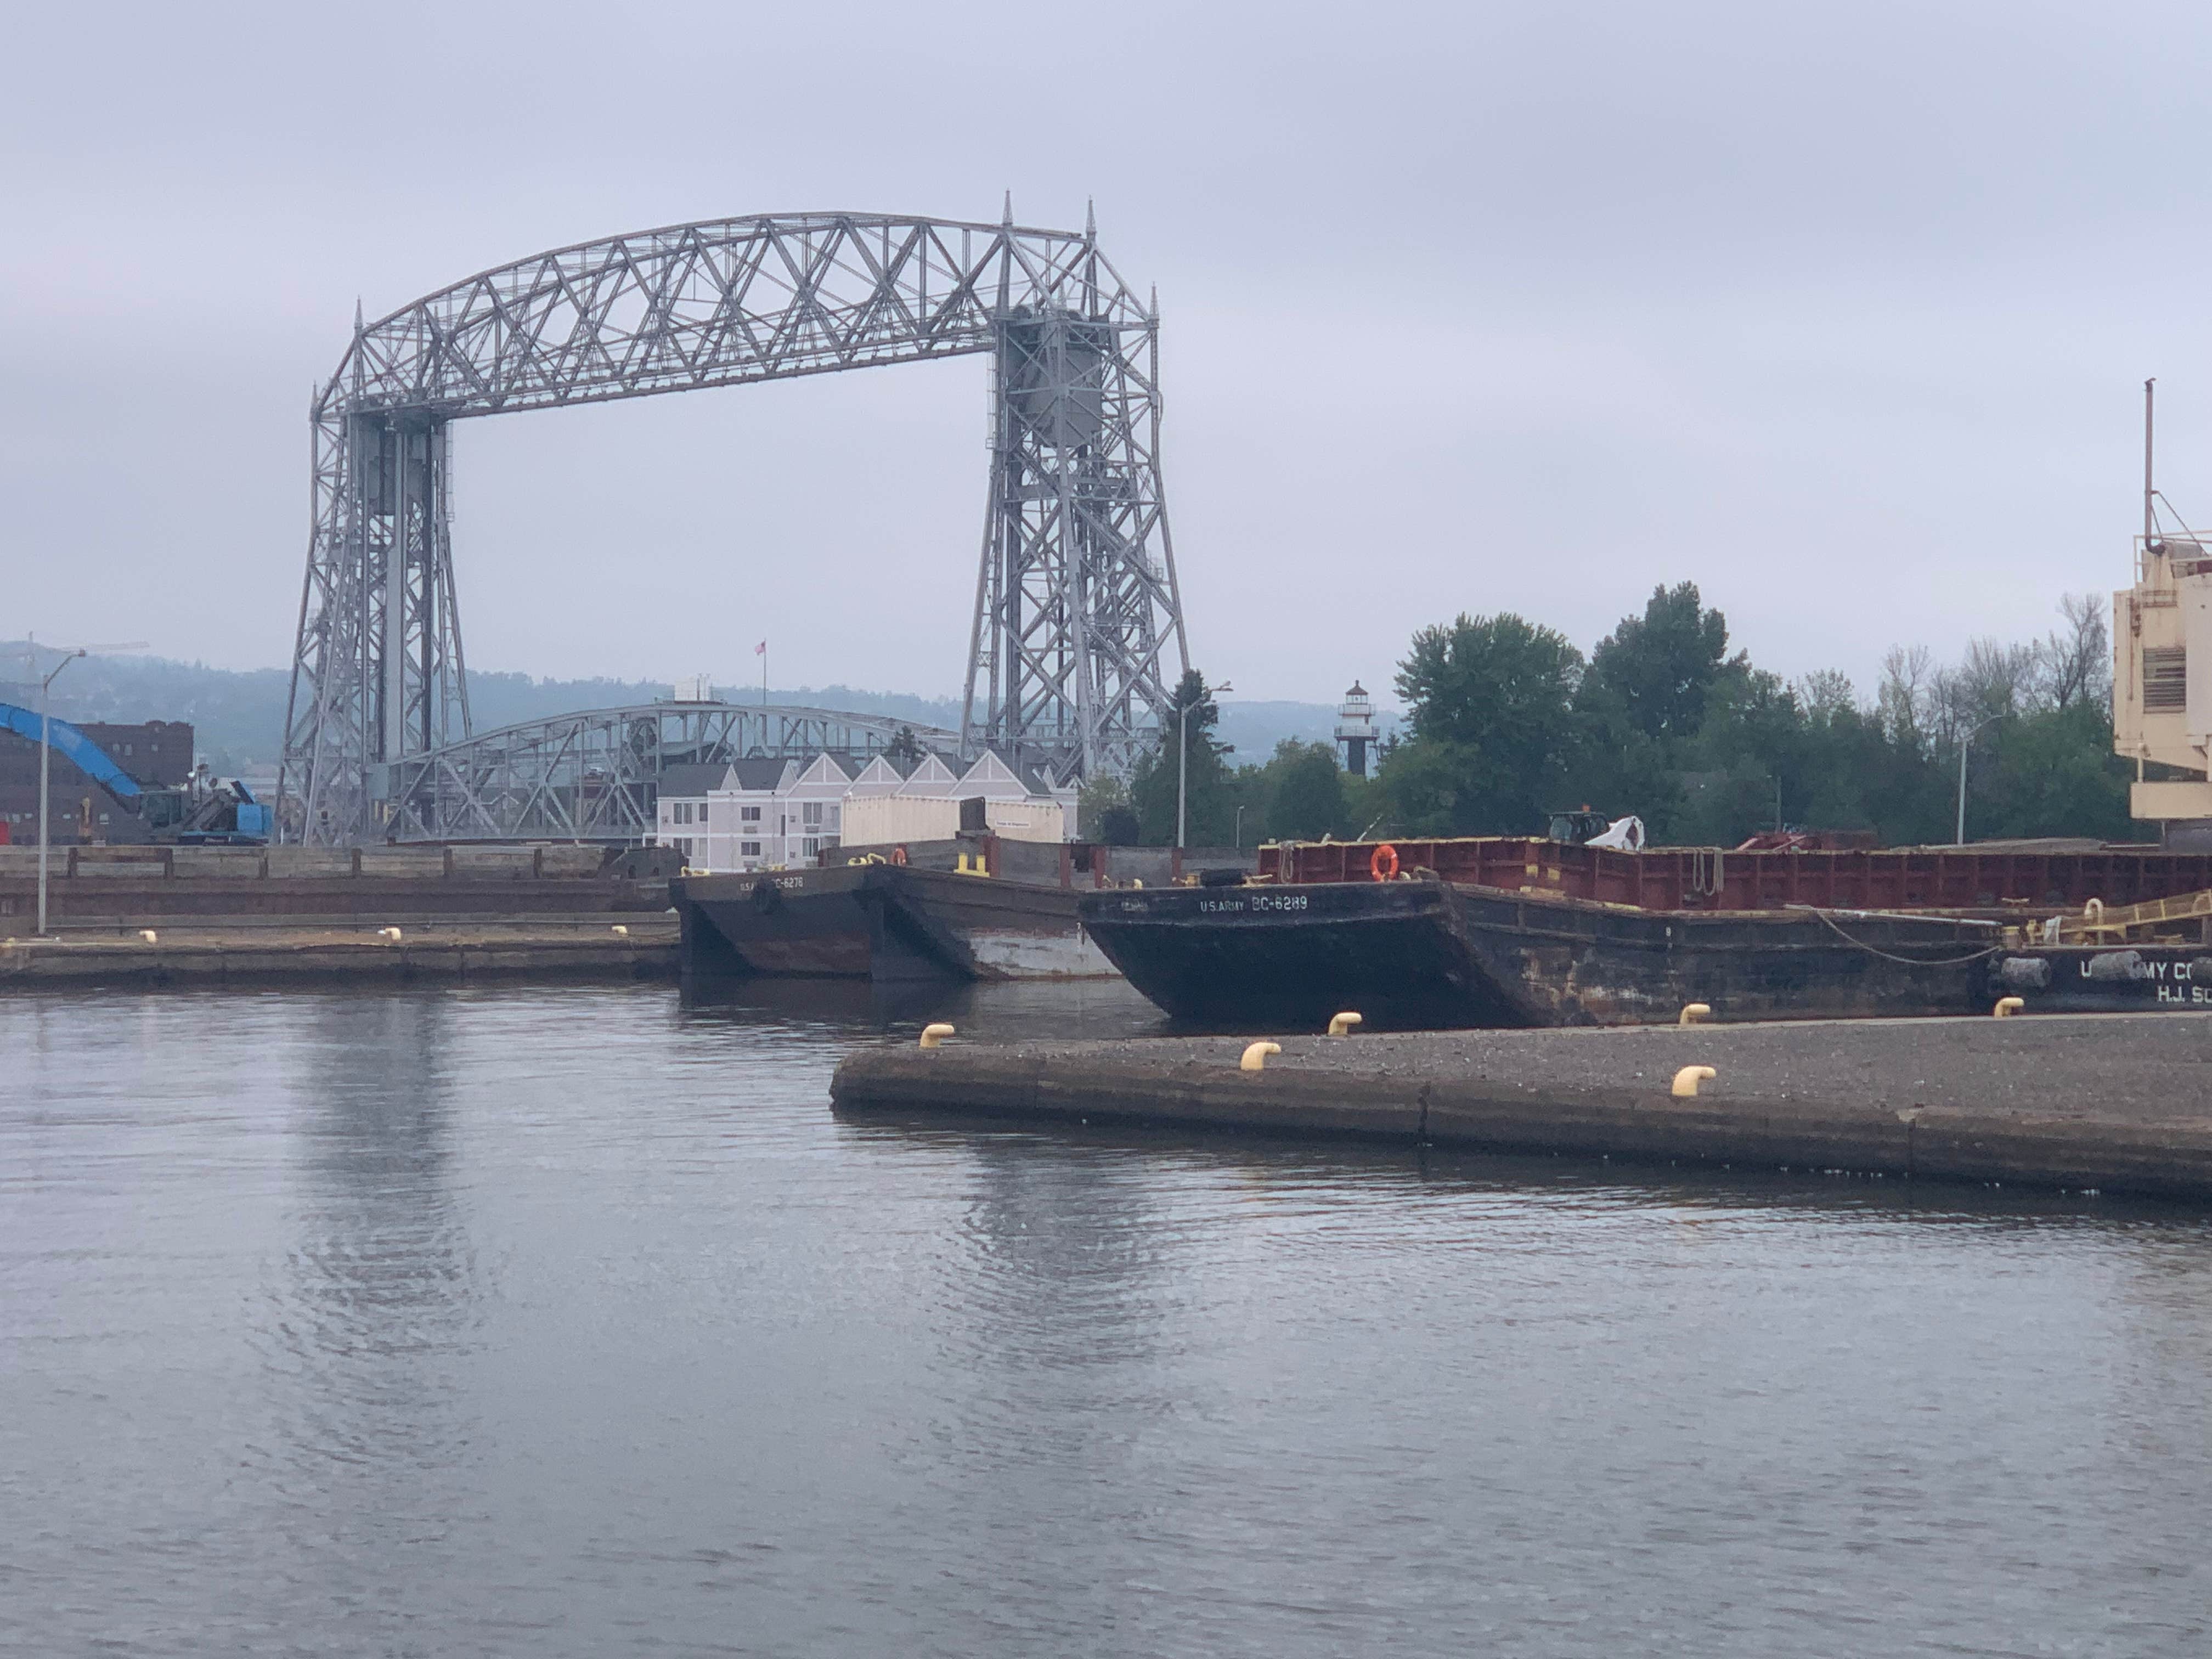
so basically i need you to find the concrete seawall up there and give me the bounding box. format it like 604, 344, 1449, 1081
0, 916, 677, 988
0, 843, 667, 924
832, 1013, 2212, 1201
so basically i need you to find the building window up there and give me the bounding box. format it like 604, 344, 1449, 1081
802, 800, 823, 827
741, 805, 760, 823
698, 804, 709, 827
678, 837, 693, 859
741, 840, 760, 856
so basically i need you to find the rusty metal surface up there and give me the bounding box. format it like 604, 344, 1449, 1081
1259, 837, 2212, 913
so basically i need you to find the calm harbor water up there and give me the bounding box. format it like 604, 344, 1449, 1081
5, 979, 2211, 1657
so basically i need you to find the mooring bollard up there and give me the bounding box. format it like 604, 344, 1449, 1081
1993, 997, 2024, 1017
377, 926, 403, 943
1678, 1002, 1711, 1026
138, 930, 159, 944
919, 1023, 956, 1049
1671, 1065, 1717, 1098
610, 924, 629, 935
1327, 1011, 1363, 1037
1240, 1041, 1282, 1072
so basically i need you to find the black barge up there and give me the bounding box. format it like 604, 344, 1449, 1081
1077, 837, 2212, 1028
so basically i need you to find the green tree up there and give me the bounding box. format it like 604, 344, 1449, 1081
1078, 772, 1141, 845
1130, 669, 1236, 844
1385, 613, 1585, 834
1264, 740, 1347, 840
1582, 582, 1731, 741
1974, 703, 2134, 843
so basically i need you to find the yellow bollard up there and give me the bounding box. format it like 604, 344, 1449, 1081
1671, 1065, 1717, 1098
377, 926, 403, 943
1327, 1011, 1363, 1037
1240, 1041, 1282, 1072
1993, 997, 2024, 1018
1678, 1002, 1711, 1026
138, 929, 159, 944
610, 924, 629, 936
919, 1023, 956, 1049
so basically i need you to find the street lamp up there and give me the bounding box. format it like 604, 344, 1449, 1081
1177, 678, 1231, 850
1955, 713, 2001, 847
36, 648, 86, 938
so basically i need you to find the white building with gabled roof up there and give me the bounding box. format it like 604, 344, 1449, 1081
658, 747, 1076, 873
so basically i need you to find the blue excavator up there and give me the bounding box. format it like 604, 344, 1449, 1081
0, 702, 270, 844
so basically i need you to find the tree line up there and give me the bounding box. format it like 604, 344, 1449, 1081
1086, 584, 2138, 849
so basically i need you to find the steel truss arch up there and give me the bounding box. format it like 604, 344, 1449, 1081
282, 209, 1190, 845
386, 702, 961, 844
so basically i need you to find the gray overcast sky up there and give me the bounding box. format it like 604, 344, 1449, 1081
6, 1, 2211, 707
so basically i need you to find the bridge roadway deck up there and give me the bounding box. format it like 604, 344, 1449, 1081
832, 1012, 2212, 1202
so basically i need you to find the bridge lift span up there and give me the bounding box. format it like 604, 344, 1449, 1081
282, 208, 1190, 846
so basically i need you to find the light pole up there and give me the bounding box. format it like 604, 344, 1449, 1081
1234, 804, 1246, 850
1955, 714, 2000, 847
1177, 679, 1230, 850
36, 648, 86, 938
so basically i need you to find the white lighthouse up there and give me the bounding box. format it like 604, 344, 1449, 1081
1335, 681, 1378, 777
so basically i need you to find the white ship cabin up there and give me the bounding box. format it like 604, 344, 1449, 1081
655, 748, 1076, 873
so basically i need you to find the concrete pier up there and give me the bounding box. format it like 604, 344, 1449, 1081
832, 1012, 2212, 1201
0, 915, 676, 988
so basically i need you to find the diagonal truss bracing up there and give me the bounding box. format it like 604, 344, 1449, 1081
282, 211, 1188, 845
392, 703, 961, 844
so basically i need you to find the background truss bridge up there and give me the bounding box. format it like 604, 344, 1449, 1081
384, 702, 959, 844
281, 208, 1189, 845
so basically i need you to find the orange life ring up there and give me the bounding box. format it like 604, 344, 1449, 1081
1370, 843, 1400, 882
890, 844, 909, 866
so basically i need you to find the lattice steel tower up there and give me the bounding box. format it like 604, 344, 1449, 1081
282, 207, 1188, 844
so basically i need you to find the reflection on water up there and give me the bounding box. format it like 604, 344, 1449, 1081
4, 980, 2211, 1656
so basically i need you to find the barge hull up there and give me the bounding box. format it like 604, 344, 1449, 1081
1081, 879, 1997, 1028
675, 865, 1115, 983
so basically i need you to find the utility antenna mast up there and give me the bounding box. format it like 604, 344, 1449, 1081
2146, 376, 2157, 545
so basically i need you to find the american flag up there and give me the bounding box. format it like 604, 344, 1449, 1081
755, 640, 766, 656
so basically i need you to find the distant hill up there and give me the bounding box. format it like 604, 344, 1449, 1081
0, 645, 1391, 774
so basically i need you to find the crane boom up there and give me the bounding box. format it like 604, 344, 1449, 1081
0, 701, 145, 805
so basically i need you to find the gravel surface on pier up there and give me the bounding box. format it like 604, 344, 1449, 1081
834, 1012, 2212, 1198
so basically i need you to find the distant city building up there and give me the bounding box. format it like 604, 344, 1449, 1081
654, 748, 1075, 871
1334, 682, 1378, 777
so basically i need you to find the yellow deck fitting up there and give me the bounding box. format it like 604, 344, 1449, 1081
610, 924, 629, 935
1240, 1041, 1282, 1072
1671, 1065, 1718, 1098
377, 926, 403, 943
1678, 1002, 1711, 1026
919, 1023, 956, 1049
1993, 997, 2025, 1018
138, 929, 158, 944
1327, 1012, 1363, 1037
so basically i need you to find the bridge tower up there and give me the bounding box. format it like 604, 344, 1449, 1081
962, 202, 1188, 785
